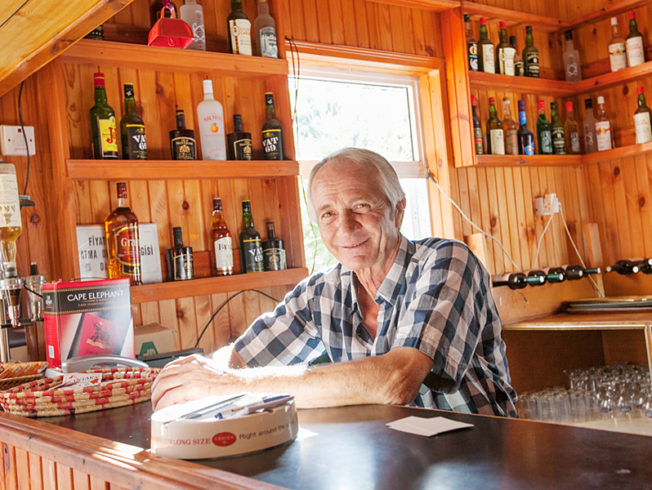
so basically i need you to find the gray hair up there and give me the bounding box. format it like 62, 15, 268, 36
307, 148, 406, 222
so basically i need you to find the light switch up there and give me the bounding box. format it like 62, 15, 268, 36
0, 125, 36, 156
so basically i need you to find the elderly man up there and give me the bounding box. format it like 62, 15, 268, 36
152, 148, 518, 417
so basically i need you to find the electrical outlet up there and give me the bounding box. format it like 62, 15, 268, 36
0, 125, 36, 156
534, 193, 560, 216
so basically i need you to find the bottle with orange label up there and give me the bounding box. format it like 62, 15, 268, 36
90, 72, 118, 159
197, 80, 227, 160
104, 182, 142, 285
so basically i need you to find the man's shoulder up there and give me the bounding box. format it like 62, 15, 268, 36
411, 237, 475, 262
294, 263, 346, 294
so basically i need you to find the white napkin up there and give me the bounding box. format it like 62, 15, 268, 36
386, 416, 473, 437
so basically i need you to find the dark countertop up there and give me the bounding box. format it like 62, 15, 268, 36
43, 401, 652, 489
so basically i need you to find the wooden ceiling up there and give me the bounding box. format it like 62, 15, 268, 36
0, 0, 135, 97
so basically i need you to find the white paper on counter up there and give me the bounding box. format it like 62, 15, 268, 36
386, 416, 473, 436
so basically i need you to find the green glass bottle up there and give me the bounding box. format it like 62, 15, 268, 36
550, 102, 566, 155
227, 0, 253, 55
626, 11, 645, 67
478, 17, 494, 74
536, 99, 552, 154
486, 97, 504, 155
120, 83, 147, 160
90, 72, 118, 159
523, 25, 540, 78
496, 21, 512, 75
239, 200, 264, 273
471, 94, 483, 155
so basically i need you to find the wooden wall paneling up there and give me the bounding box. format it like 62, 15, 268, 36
148, 180, 170, 262
140, 301, 160, 326
210, 292, 232, 348
611, 160, 635, 258
297, 0, 319, 43
622, 156, 646, 258
176, 296, 198, 349
485, 167, 505, 273
512, 169, 531, 268
28, 451, 44, 490
599, 161, 621, 264
158, 299, 179, 346
43, 458, 56, 489
329, 0, 348, 46
476, 167, 497, 272
89, 475, 108, 490
636, 153, 652, 256
602, 329, 650, 365
353, 1, 371, 49
504, 168, 524, 269
377, 4, 395, 52
14, 447, 29, 488
56, 463, 74, 489
365, 1, 381, 50
131, 304, 142, 326
519, 169, 536, 268
227, 290, 247, 339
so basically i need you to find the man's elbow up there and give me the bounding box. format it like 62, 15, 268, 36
382, 351, 434, 405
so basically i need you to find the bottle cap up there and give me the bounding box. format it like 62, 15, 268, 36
629, 11, 635, 20
584, 98, 592, 108
242, 200, 251, 212
518, 99, 525, 111
213, 197, 223, 212
471, 94, 477, 105
565, 101, 573, 113
93, 72, 105, 88
480, 17, 486, 25
597, 96, 605, 104
503, 97, 510, 104
464, 14, 470, 21
637, 86, 644, 95
537, 99, 545, 111
172, 227, 183, 247
550, 101, 557, 110
116, 182, 127, 199
29, 262, 38, 276
489, 97, 496, 104
611, 16, 618, 26
500, 21, 506, 29
202, 79, 214, 94
564, 30, 573, 40
526, 25, 532, 32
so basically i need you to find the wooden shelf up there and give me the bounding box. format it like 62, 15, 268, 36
131, 268, 308, 304
366, 0, 460, 11
503, 311, 652, 331
565, 0, 652, 30
582, 141, 652, 164
66, 160, 299, 180
574, 60, 652, 93
461, 1, 569, 31
59, 39, 288, 77
468, 71, 576, 96
476, 154, 583, 166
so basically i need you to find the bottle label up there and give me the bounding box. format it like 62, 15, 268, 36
259, 26, 278, 58
552, 127, 566, 154
467, 42, 478, 71
262, 128, 283, 160
214, 237, 234, 273
125, 124, 147, 159
200, 113, 226, 160
570, 130, 581, 153
232, 137, 253, 160
523, 137, 535, 155
99, 117, 118, 157
500, 47, 515, 76
595, 120, 613, 151
489, 129, 505, 154
584, 125, 596, 152
482, 44, 495, 73
514, 60, 523, 76
191, 21, 205, 44
229, 18, 252, 55
626, 36, 645, 67
0, 172, 21, 228
565, 60, 579, 80
505, 129, 518, 155
540, 130, 552, 153
113, 224, 140, 277
473, 126, 483, 154
634, 112, 652, 144
171, 136, 196, 160
173, 251, 193, 281
525, 52, 539, 77
608, 42, 627, 71
242, 239, 264, 272
264, 247, 286, 271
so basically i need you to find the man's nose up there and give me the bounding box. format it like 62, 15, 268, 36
337, 210, 359, 232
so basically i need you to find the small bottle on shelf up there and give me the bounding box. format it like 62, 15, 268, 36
227, 0, 253, 56
197, 79, 227, 160
526, 270, 547, 286
563, 30, 582, 82
253, 0, 278, 58
165, 227, 194, 281
464, 14, 478, 72
544, 266, 566, 283
626, 11, 645, 68
90, 72, 118, 160
510, 36, 523, 76
471, 95, 484, 155
584, 266, 602, 275
180, 0, 206, 51
227, 114, 253, 160
517, 100, 535, 155
522, 25, 539, 78
536, 100, 552, 155
496, 21, 514, 76
262, 92, 284, 160
564, 265, 585, 280
263, 221, 286, 271
595, 96, 614, 152
608, 17, 627, 72
478, 17, 495, 74
486, 97, 505, 155
502, 98, 518, 155
564, 101, 581, 154
605, 260, 640, 274
492, 272, 544, 289
104, 182, 142, 286
120, 83, 147, 160
169, 109, 197, 160
210, 198, 234, 276
634, 86, 652, 144
240, 200, 264, 273
583, 98, 598, 154
550, 102, 566, 155
636, 258, 652, 273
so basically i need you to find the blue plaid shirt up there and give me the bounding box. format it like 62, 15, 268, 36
235, 235, 518, 417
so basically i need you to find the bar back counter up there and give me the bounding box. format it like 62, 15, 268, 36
1, 402, 650, 489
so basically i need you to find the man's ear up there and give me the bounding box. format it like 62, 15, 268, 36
395, 198, 407, 228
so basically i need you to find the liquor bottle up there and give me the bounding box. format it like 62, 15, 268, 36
492, 272, 544, 289
634, 86, 652, 144
517, 100, 535, 155
608, 17, 627, 72
626, 11, 645, 67
544, 266, 566, 283
522, 26, 539, 78
240, 200, 264, 273
262, 92, 284, 160
211, 197, 234, 276
478, 17, 494, 74
465, 14, 478, 72
90, 72, 118, 159
496, 21, 514, 76
536, 99, 553, 155
636, 258, 652, 273
502, 98, 518, 155
550, 102, 566, 155
605, 260, 640, 274
150, 0, 178, 25
583, 98, 598, 154
165, 227, 194, 281
564, 265, 585, 280
584, 267, 601, 275
527, 270, 547, 286
227, 114, 253, 160
564, 101, 581, 154
180, 0, 206, 51
0, 162, 22, 276
263, 221, 286, 271
486, 97, 505, 155
227, 0, 253, 56
197, 79, 227, 160
253, 0, 278, 58
169, 109, 197, 160
120, 83, 147, 160
563, 30, 582, 82
595, 96, 614, 151
104, 182, 142, 286
510, 36, 523, 76
471, 95, 483, 155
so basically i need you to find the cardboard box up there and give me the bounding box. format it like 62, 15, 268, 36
134, 323, 177, 357
43, 278, 134, 367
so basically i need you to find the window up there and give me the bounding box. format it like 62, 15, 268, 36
290, 66, 431, 273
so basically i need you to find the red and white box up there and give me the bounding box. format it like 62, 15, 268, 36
43, 278, 135, 368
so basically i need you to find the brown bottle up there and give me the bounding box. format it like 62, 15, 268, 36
104, 182, 142, 285
211, 198, 234, 276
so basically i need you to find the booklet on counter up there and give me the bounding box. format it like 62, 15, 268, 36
386, 416, 473, 437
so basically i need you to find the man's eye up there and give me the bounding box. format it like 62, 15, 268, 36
354, 203, 370, 211
320, 211, 333, 219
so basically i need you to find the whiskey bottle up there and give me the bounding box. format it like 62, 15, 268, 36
90, 72, 118, 159
564, 101, 581, 154
492, 272, 543, 289
180, 0, 206, 51
211, 198, 234, 276
605, 260, 640, 274
197, 80, 227, 160
169, 109, 197, 160
263, 221, 286, 271
595, 96, 614, 151
104, 182, 142, 285
165, 226, 194, 281
511, 36, 523, 76
240, 200, 264, 273
227, 0, 253, 55
544, 266, 566, 283
583, 98, 598, 154
471, 95, 483, 155
253, 0, 278, 58
536, 99, 552, 154
634, 86, 652, 144
626, 11, 645, 67
550, 102, 566, 155
517, 100, 535, 155
227, 114, 253, 160
120, 83, 147, 160
564, 265, 585, 280
486, 97, 504, 155
464, 14, 478, 72
262, 92, 284, 160
523, 26, 539, 78
608, 17, 627, 72
526, 270, 547, 286
502, 98, 518, 155
0, 162, 22, 276
496, 21, 514, 76
478, 17, 494, 74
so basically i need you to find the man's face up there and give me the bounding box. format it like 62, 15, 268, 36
310, 159, 404, 273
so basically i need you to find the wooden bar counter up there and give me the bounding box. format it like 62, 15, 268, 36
2, 400, 651, 489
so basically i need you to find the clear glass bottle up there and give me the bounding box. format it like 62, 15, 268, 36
478, 17, 495, 74
564, 101, 581, 154
120, 83, 147, 160
510, 36, 523, 76
634, 86, 652, 144
465, 14, 478, 72
486, 97, 504, 155
496, 21, 514, 76
517, 100, 535, 155
595, 96, 614, 151
211, 198, 234, 276
563, 30, 582, 82
180, 0, 206, 51
197, 79, 227, 160
227, 0, 252, 55
536, 99, 552, 154
608, 17, 627, 72
0, 162, 22, 276
471, 94, 483, 155
626, 11, 645, 67
522, 25, 539, 78
502, 98, 518, 155
583, 98, 598, 154
253, 0, 278, 58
